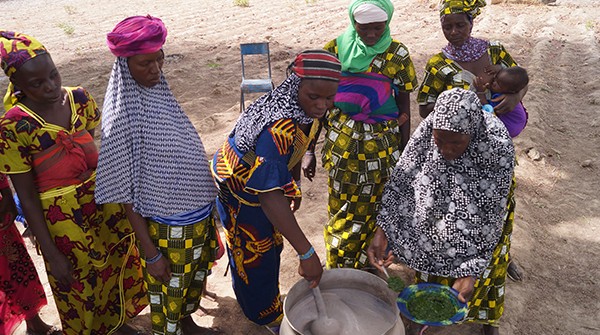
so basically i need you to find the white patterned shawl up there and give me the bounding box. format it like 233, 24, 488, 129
95, 57, 217, 217
377, 88, 515, 278
233, 73, 313, 153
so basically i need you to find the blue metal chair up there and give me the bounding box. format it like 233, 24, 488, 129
240, 42, 274, 112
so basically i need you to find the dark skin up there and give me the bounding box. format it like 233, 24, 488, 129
419, 13, 528, 118
302, 21, 411, 180
261, 78, 338, 288
8, 53, 139, 335
9, 54, 76, 288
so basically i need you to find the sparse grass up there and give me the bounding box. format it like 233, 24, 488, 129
207, 61, 221, 69
233, 0, 249, 7
585, 20, 595, 31
64, 5, 77, 15
57, 22, 75, 35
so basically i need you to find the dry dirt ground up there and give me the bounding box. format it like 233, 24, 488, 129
2, 0, 600, 334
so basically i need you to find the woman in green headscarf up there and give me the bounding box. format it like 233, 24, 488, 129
302, 0, 418, 270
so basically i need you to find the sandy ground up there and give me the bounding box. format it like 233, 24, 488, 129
2, 0, 600, 334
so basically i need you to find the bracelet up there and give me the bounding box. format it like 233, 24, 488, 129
298, 245, 315, 260
146, 249, 163, 264
305, 151, 315, 156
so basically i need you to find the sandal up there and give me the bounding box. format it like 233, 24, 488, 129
26, 325, 63, 335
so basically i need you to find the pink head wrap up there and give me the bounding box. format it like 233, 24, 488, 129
107, 15, 167, 57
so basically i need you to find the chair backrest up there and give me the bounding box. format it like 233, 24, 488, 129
240, 42, 272, 80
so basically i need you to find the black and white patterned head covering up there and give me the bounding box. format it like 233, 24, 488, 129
233, 73, 311, 153
233, 50, 341, 153
377, 88, 515, 278
95, 57, 217, 217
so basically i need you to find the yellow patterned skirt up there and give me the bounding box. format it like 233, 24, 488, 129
39, 173, 148, 335
321, 108, 401, 269
141, 216, 217, 335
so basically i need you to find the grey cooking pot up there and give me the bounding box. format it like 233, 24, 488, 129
281, 268, 404, 335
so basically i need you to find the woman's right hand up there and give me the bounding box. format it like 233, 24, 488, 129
48, 253, 75, 287
147, 254, 172, 285
367, 228, 394, 272
298, 253, 323, 288
301, 153, 317, 181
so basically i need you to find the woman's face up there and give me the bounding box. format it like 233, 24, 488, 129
354, 21, 387, 46
127, 50, 164, 87
441, 13, 473, 47
433, 129, 471, 161
297, 79, 338, 119
11, 54, 63, 105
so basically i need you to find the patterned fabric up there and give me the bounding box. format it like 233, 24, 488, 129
442, 37, 489, 62
0, 220, 47, 335
0, 31, 47, 77
106, 15, 167, 58
288, 50, 341, 82
321, 38, 416, 269
336, 0, 394, 72
95, 57, 217, 217
417, 42, 517, 105
325, 39, 417, 92
439, 0, 487, 19
212, 119, 318, 325
334, 72, 399, 124
141, 216, 217, 335
377, 88, 514, 278
415, 175, 516, 326
0, 87, 148, 335
0, 31, 49, 111
233, 74, 312, 154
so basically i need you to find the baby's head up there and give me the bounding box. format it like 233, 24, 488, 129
490, 66, 529, 94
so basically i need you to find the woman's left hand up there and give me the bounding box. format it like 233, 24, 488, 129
491, 92, 520, 115
452, 276, 477, 303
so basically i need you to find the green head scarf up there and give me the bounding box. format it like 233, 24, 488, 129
439, 0, 487, 20
336, 0, 394, 73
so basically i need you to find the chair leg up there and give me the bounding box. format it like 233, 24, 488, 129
240, 92, 244, 113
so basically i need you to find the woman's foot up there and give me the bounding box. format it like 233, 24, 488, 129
180, 315, 221, 334
25, 315, 63, 335
483, 324, 500, 335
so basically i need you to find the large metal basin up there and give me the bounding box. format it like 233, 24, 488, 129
281, 268, 404, 335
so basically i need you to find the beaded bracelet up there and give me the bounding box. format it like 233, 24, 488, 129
298, 245, 315, 260
146, 249, 163, 264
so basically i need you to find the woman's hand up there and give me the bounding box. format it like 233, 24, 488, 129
48, 252, 75, 287
301, 153, 317, 181
298, 253, 323, 288
452, 276, 477, 303
147, 254, 172, 285
289, 197, 302, 212
367, 228, 395, 272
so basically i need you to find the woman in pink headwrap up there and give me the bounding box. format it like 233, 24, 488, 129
95, 15, 221, 335
0, 31, 148, 335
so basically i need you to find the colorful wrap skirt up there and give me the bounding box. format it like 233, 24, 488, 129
321, 108, 402, 269
0, 222, 47, 335
39, 173, 148, 335
214, 184, 285, 326
140, 210, 217, 335
415, 176, 517, 327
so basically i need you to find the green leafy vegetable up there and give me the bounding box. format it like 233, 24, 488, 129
407, 291, 457, 322
387, 276, 406, 292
